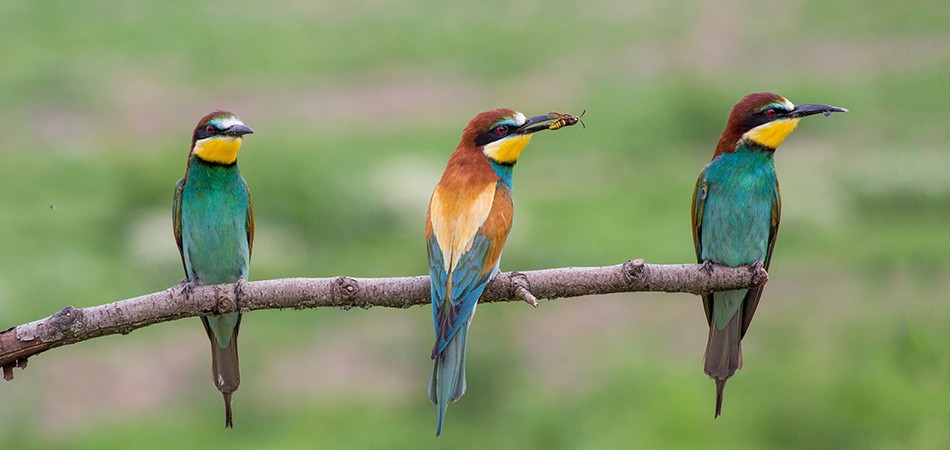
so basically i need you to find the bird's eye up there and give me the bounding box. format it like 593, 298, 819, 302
205, 125, 215, 134
765, 108, 777, 118
495, 125, 508, 135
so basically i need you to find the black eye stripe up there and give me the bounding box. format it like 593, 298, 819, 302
193, 124, 220, 141
475, 132, 497, 146
745, 113, 770, 130
474, 123, 514, 146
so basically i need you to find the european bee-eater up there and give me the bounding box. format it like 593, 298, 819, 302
173, 110, 255, 428
691, 93, 846, 417
426, 109, 577, 436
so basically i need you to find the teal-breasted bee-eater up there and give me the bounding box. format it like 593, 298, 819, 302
692, 93, 846, 417
173, 110, 255, 428
426, 109, 578, 436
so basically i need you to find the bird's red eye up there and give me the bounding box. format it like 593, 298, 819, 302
765, 108, 777, 118
205, 125, 215, 134
495, 125, 507, 135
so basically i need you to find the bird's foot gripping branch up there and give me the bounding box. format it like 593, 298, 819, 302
0, 259, 767, 381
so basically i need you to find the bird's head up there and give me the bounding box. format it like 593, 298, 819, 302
714, 92, 847, 156
462, 108, 574, 165
190, 110, 254, 165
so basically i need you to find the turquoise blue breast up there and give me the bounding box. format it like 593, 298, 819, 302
180, 158, 250, 285
700, 147, 776, 267
489, 160, 514, 189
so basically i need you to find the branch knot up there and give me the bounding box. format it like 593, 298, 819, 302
334, 276, 363, 308
509, 272, 539, 308
50, 306, 82, 331
622, 259, 646, 283
209, 285, 236, 315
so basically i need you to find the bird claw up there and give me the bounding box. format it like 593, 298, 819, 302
176, 279, 196, 298
234, 276, 246, 306
700, 260, 715, 276
749, 260, 763, 274
748, 260, 768, 286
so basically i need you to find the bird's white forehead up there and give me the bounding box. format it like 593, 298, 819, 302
211, 116, 244, 129
512, 112, 526, 126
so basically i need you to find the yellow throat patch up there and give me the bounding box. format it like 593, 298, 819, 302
483, 134, 532, 164
193, 136, 243, 165
744, 118, 801, 149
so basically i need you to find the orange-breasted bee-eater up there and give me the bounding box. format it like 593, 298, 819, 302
173, 110, 254, 428
426, 109, 578, 436
692, 93, 846, 417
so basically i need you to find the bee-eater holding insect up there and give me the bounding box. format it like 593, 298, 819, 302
692, 93, 846, 417
426, 109, 579, 436
173, 110, 255, 428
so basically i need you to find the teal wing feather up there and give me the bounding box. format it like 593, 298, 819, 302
430, 234, 494, 358
692, 168, 713, 325
738, 180, 780, 338
172, 177, 187, 275
427, 235, 448, 336
245, 178, 255, 258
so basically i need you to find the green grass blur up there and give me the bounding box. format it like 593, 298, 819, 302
1, 0, 948, 448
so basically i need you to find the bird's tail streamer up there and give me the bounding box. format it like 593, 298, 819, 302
429, 319, 470, 436
203, 313, 242, 428
703, 296, 743, 418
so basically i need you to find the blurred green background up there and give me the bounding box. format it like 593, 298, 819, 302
1, 0, 948, 448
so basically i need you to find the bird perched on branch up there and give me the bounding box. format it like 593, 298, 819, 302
173, 110, 255, 428
691, 93, 846, 417
426, 109, 579, 436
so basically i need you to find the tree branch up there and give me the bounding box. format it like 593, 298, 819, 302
0, 259, 766, 380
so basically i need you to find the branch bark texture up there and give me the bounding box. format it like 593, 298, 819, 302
0, 259, 766, 379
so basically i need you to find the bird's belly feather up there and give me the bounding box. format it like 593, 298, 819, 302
181, 185, 249, 285
700, 161, 775, 267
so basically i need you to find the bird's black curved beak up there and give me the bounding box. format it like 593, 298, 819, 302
224, 124, 254, 137
515, 113, 579, 135
788, 104, 848, 119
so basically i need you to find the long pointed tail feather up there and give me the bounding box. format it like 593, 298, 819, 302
714, 380, 726, 418
223, 392, 233, 428
202, 314, 241, 428
429, 322, 469, 437
703, 310, 742, 418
